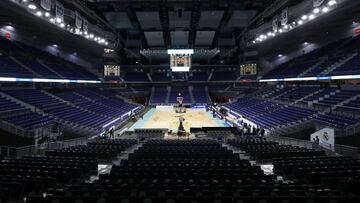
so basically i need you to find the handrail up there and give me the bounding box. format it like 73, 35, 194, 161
265, 135, 358, 158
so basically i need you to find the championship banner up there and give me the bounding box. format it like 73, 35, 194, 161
40, 0, 51, 11
75, 11, 82, 29
280, 8, 288, 26
272, 15, 278, 32
56, 1, 64, 22
313, 0, 325, 7
82, 18, 88, 33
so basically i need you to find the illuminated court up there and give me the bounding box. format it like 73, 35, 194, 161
130, 106, 227, 132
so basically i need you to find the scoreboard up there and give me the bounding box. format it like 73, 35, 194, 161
168, 49, 193, 72
240, 64, 257, 75
104, 65, 120, 77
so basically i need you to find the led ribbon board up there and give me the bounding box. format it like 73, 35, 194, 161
168, 49, 193, 72
0, 77, 101, 84
259, 75, 360, 82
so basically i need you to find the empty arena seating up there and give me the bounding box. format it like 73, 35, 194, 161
0, 94, 54, 131
277, 86, 318, 102
3, 89, 141, 133
25, 138, 360, 203
314, 113, 359, 128
151, 85, 168, 104
169, 86, 191, 103
188, 72, 209, 81
0, 155, 97, 202
227, 137, 325, 160
151, 72, 171, 81
192, 85, 209, 104
224, 86, 360, 130
273, 156, 360, 193
46, 139, 137, 160
123, 72, 149, 81
0, 37, 98, 80
263, 36, 360, 79
210, 71, 238, 81
134, 129, 164, 139
0, 139, 137, 202
0, 55, 34, 77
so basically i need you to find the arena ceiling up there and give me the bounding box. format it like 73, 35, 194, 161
88, 0, 276, 50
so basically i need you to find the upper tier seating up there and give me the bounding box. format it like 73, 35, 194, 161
192, 86, 209, 103
0, 56, 33, 77
329, 54, 360, 76
123, 72, 149, 81
0, 37, 98, 80
151, 86, 167, 104
169, 86, 191, 103
263, 36, 360, 79
277, 86, 318, 102
210, 71, 237, 81
151, 72, 171, 81
16, 58, 59, 78
188, 72, 208, 81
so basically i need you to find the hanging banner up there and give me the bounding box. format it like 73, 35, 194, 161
83, 18, 88, 33
56, 1, 64, 22
313, 0, 325, 7
40, 0, 51, 11
272, 15, 278, 32
280, 8, 288, 26
75, 12, 83, 29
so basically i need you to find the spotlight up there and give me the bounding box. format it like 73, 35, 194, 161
313, 8, 320, 14
322, 7, 329, 13
4, 25, 14, 30
28, 4, 36, 10
328, 0, 337, 6
302, 15, 308, 20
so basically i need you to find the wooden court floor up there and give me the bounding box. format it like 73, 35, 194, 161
142, 106, 220, 132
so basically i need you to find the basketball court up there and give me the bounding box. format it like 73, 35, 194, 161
129, 106, 227, 132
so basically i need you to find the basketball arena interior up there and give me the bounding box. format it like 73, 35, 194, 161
1, 0, 360, 202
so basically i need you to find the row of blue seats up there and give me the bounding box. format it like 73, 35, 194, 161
0, 37, 98, 80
